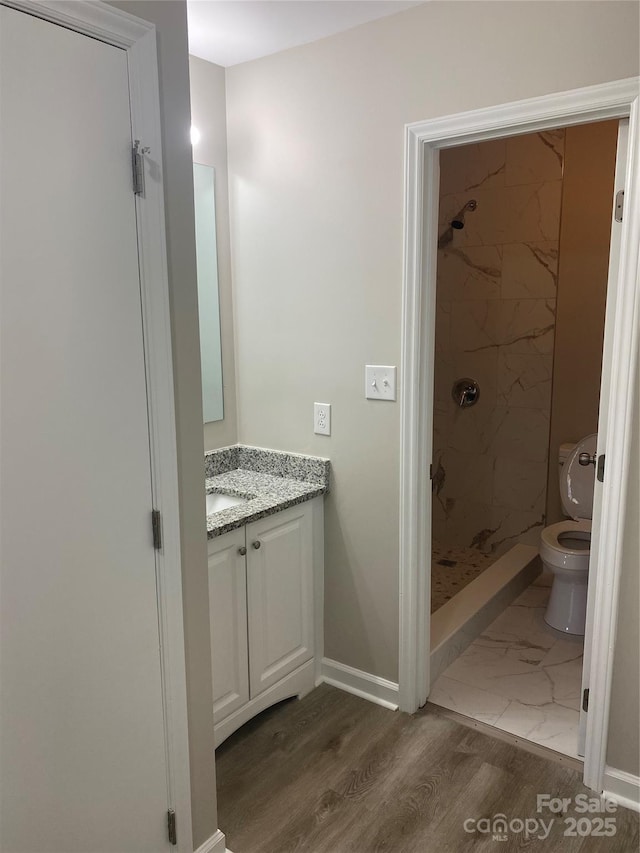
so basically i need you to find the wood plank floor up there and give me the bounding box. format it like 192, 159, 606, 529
216, 685, 639, 852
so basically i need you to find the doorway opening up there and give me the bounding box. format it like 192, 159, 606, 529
428, 119, 618, 760
398, 79, 640, 794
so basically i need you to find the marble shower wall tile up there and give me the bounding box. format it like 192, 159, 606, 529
433, 352, 454, 403
439, 137, 506, 196
434, 131, 562, 557
438, 181, 561, 249
503, 181, 562, 244
432, 493, 447, 542
489, 406, 551, 463
451, 299, 556, 356
485, 505, 546, 555
445, 499, 495, 549
497, 352, 553, 409
501, 241, 558, 299
493, 456, 547, 514
498, 298, 556, 354
434, 300, 451, 354
505, 130, 565, 186
436, 246, 502, 302
438, 449, 494, 506
433, 395, 453, 459
439, 129, 565, 200
451, 299, 501, 352
448, 404, 495, 456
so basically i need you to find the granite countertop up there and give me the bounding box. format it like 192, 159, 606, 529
205, 445, 330, 539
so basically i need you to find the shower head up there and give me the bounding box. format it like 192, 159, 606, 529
437, 199, 478, 248
450, 199, 477, 230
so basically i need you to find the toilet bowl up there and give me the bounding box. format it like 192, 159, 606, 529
540, 435, 597, 635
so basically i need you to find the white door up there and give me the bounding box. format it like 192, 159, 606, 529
208, 529, 250, 723
0, 7, 171, 851
246, 503, 314, 696
578, 118, 629, 757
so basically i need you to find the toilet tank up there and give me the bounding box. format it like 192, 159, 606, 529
559, 442, 576, 466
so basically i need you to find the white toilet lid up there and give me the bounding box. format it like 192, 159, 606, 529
560, 434, 597, 520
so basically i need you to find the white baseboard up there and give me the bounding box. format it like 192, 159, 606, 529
194, 828, 226, 853
319, 658, 399, 710
603, 766, 640, 814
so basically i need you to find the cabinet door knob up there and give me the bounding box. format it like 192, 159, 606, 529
238, 546, 247, 556
252, 540, 261, 550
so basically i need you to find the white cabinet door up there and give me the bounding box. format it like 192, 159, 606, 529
246, 503, 314, 696
208, 529, 250, 723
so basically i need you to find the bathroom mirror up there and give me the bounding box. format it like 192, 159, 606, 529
193, 162, 224, 423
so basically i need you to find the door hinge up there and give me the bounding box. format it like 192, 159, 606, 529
615, 190, 624, 222
152, 509, 162, 551
167, 809, 177, 846
429, 463, 433, 480
597, 454, 605, 483
582, 688, 589, 713
132, 139, 146, 196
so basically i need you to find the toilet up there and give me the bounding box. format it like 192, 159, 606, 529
540, 434, 597, 635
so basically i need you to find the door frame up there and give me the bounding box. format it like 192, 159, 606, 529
1, 1, 193, 849
399, 77, 640, 794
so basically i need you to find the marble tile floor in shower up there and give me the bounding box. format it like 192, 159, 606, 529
431, 539, 495, 612
430, 573, 585, 759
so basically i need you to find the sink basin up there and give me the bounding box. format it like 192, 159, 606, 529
206, 492, 249, 514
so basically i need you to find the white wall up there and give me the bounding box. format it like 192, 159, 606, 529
225, 0, 639, 686
190, 55, 239, 451
107, 3, 218, 848
546, 121, 618, 524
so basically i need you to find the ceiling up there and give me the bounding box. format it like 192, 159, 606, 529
187, 1, 424, 68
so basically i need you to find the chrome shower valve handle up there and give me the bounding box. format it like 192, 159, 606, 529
452, 378, 480, 408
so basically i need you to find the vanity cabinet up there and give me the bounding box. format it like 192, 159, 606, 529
207, 497, 323, 746
207, 527, 249, 724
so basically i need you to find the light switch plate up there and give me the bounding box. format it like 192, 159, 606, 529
314, 402, 331, 435
365, 365, 397, 401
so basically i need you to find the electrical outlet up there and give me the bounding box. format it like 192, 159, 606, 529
365, 365, 397, 400
314, 402, 331, 436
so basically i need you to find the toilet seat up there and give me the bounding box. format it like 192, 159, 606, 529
540, 519, 591, 572
541, 519, 591, 557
